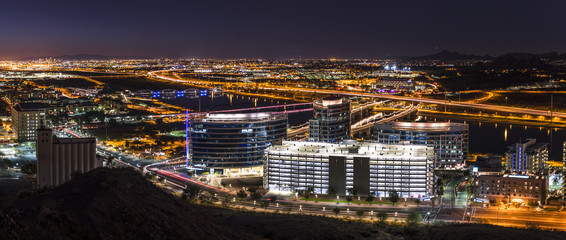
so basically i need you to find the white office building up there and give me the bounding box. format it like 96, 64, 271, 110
264, 140, 434, 198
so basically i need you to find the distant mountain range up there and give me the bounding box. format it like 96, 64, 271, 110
19, 54, 152, 61
410, 50, 493, 61
409, 50, 566, 63
16, 51, 566, 63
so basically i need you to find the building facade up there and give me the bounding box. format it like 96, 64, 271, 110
11, 103, 48, 142
190, 112, 287, 175
264, 140, 434, 198
506, 139, 548, 174
309, 97, 351, 143
474, 174, 547, 204
36, 128, 99, 187
372, 77, 415, 92
372, 122, 469, 169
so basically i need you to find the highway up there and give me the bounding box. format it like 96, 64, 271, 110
351, 104, 419, 133
471, 207, 566, 230
149, 70, 566, 119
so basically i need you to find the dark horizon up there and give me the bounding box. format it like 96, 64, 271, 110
1, 0, 565, 59
10, 49, 566, 61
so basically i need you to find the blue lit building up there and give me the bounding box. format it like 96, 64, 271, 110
190, 112, 287, 175
506, 139, 548, 174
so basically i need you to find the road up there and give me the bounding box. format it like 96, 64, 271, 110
130, 154, 566, 229
352, 104, 419, 133
149, 70, 566, 119
471, 207, 566, 230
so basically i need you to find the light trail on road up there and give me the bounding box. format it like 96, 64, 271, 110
149, 69, 566, 119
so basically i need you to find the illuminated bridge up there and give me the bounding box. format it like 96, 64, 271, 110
131, 88, 204, 98
144, 102, 315, 120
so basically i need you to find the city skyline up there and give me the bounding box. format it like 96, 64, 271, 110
1, 0, 566, 59
2, 1, 566, 238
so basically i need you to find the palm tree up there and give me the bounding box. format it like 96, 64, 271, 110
366, 192, 375, 205
327, 186, 336, 198
376, 211, 388, 223
346, 195, 353, 205
237, 190, 247, 200
355, 210, 365, 220
388, 191, 399, 206
333, 207, 341, 216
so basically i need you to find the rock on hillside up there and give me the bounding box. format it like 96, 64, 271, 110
0, 168, 253, 240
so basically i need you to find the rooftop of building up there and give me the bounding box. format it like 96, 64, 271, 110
378, 77, 412, 82
474, 155, 503, 169
478, 174, 546, 180
314, 96, 350, 107
199, 112, 286, 123
12, 103, 50, 111
375, 121, 469, 132
506, 139, 548, 150
54, 137, 96, 144
37, 128, 96, 143
267, 140, 433, 160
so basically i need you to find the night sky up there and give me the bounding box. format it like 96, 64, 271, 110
1, 0, 565, 59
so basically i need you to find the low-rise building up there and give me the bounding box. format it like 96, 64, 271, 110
264, 140, 435, 198
474, 174, 547, 204
372, 77, 415, 92
472, 155, 503, 176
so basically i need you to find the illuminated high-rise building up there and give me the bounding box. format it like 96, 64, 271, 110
264, 140, 435, 198
309, 97, 351, 143
11, 103, 48, 142
506, 139, 548, 174
372, 122, 469, 169
190, 112, 287, 175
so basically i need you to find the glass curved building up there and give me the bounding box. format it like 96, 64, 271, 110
190, 112, 287, 175
309, 97, 351, 143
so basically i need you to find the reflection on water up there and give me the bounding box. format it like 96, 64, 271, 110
152, 92, 566, 161
159, 92, 313, 126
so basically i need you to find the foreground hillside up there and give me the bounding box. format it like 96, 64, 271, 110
1, 168, 565, 240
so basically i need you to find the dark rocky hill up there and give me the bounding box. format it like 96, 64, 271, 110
2, 168, 566, 240
0, 168, 249, 240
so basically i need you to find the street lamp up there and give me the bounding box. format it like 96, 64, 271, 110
496, 206, 500, 225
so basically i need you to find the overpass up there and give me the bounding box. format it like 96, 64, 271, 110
149, 70, 566, 119
351, 104, 420, 134
286, 103, 417, 139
